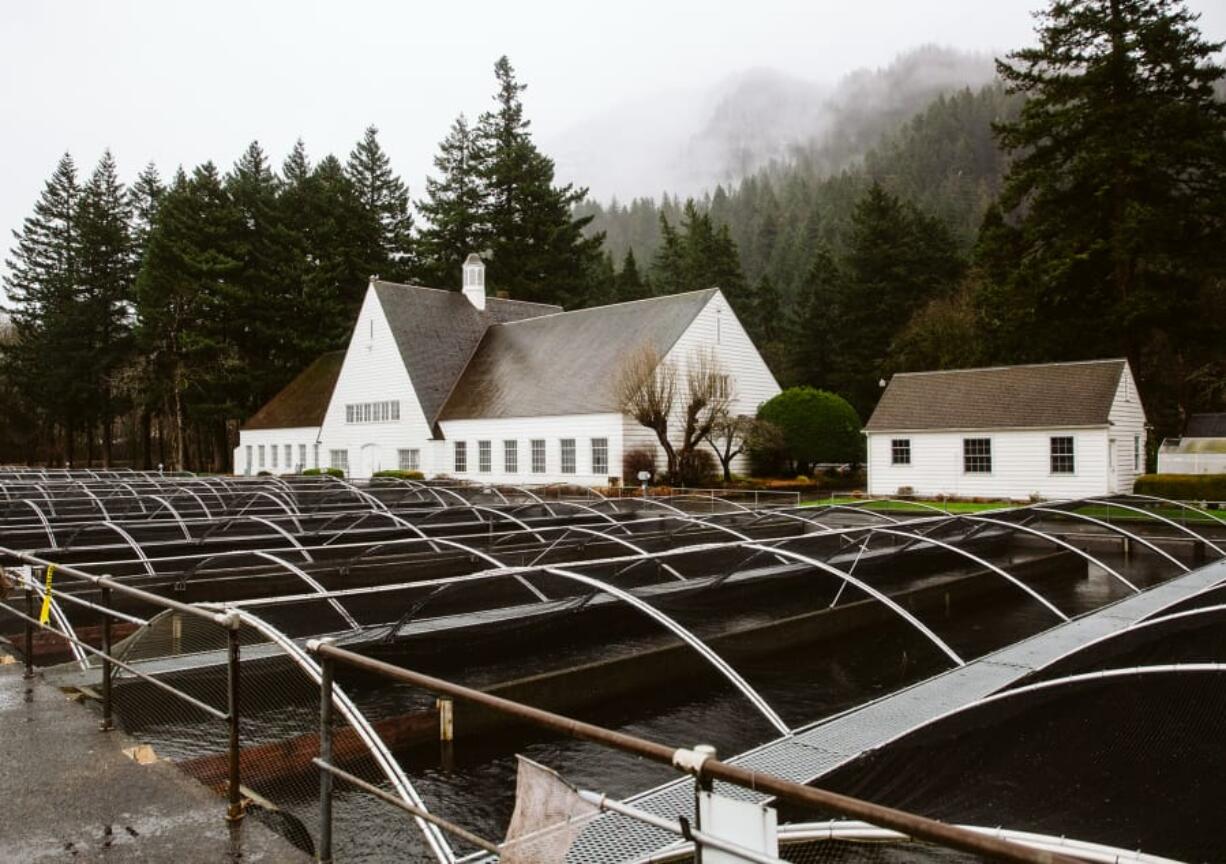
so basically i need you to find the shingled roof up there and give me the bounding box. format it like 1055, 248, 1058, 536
242, 351, 345, 430
865, 359, 1127, 432
1185, 413, 1226, 438
372, 281, 559, 426
438, 289, 718, 420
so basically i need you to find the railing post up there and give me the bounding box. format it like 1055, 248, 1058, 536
319, 650, 334, 864
691, 743, 716, 864
99, 585, 113, 731
23, 583, 35, 680
225, 617, 244, 822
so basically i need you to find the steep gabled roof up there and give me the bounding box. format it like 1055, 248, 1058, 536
242, 351, 345, 430
865, 359, 1128, 432
372, 281, 559, 425
438, 289, 718, 420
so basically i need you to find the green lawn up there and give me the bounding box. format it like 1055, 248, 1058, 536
798, 494, 1225, 525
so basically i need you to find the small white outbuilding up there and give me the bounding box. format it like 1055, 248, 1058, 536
864, 359, 1147, 501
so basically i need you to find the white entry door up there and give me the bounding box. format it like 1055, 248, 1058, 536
360, 443, 380, 478
1107, 439, 1118, 493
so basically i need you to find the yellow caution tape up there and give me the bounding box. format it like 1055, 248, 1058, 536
38, 565, 55, 626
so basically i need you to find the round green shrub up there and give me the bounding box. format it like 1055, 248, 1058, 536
756, 387, 862, 474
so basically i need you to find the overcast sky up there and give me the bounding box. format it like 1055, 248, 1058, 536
3, 0, 1224, 269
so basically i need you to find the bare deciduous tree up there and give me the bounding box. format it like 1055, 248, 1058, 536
617, 344, 732, 484
704, 410, 754, 482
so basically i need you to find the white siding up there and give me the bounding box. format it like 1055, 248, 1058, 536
1106, 363, 1147, 493
317, 285, 437, 478
438, 413, 624, 486
624, 290, 781, 478
233, 426, 320, 476
867, 428, 1112, 500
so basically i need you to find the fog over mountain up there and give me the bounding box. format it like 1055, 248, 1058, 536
548, 46, 997, 203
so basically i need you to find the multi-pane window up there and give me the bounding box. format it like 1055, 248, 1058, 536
398, 449, 420, 471
313, 443, 320, 469
345, 401, 400, 424
329, 449, 349, 473
258, 445, 265, 468
478, 440, 492, 473
963, 438, 992, 473
531, 439, 546, 474
504, 440, 518, 473
271, 444, 278, 468
1050, 436, 1075, 474
245, 445, 252, 473
560, 439, 576, 474
454, 441, 467, 473
891, 439, 911, 466
284, 444, 292, 469
1134, 435, 1141, 472
298, 444, 307, 470
591, 438, 608, 475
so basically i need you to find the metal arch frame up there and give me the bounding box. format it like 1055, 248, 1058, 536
728, 542, 965, 669
143, 495, 192, 540
170, 484, 215, 519
741, 507, 840, 533
1031, 506, 1190, 573
524, 525, 689, 582
340, 536, 550, 603
198, 516, 314, 562
858, 526, 1069, 622
232, 612, 458, 864
536, 564, 790, 736
246, 550, 358, 631
332, 478, 391, 513
321, 510, 442, 551
9, 566, 91, 668
664, 493, 756, 514
70, 482, 112, 521
959, 515, 1140, 594
1138, 576, 1226, 622
236, 489, 303, 523
508, 499, 617, 524
1014, 603, 1226, 684
1081, 498, 1225, 557
418, 505, 549, 543
13, 499, 57, 548
115, 482, 149, 514
32, 483, 57, 516
1119, 492, 1226, 527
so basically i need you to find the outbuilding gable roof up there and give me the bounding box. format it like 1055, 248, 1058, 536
438, 289, 719, 420
865, 359, 1128, 432
1185, 413, 1226, 439
242, 351, 346, 431
372, 281, 559, 426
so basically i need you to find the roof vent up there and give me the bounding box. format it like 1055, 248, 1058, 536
462, 253, 486, 310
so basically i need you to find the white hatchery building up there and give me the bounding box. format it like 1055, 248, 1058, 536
235, 256, 780, 483
864, 359, 1147, 500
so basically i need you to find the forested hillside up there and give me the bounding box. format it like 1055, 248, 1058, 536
3, 0, 1224, 472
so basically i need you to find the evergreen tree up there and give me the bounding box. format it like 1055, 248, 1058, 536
76, 150, 136, 464
987, 0, 1226, 434
2, 153, 82, 462
417, 113, 489, 288
345, 126, 416, 282
615, 248, 650, 302
129, 162, 164, 261
475, 56, 603, 304
789, 245, 843, 389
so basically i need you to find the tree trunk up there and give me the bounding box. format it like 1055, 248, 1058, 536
172, 379, 185, 472
140, 408, 153, 470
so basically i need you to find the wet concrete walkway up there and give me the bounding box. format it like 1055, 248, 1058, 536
0, 663, 309, 863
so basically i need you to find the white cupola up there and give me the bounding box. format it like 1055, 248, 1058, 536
462, 253, 486, 310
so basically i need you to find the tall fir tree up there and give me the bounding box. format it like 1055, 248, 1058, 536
615, 248, 650, 302
987, 0, 1226, 433
2, 153, 82, 462
77, 150, 136, 464
475, 56, 603, 304
345, 126, 416, 282
416, 113, 489, 288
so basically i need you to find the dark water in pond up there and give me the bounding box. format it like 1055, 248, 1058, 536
113, 543, 1186, 863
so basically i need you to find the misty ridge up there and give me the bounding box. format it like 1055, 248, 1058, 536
548, 45, 998, 204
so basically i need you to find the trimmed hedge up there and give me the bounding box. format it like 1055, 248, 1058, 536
373, 469, 425, 480
302, 467, 345, 478
1134, 473, 1226, 501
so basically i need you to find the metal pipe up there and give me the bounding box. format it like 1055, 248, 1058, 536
319, 654, 334, 864
311, 758, 500, 854
309, 642, 1079, 864
100, 585, 113, 732
226, 622, 243, 822
23, 583, 34, 679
